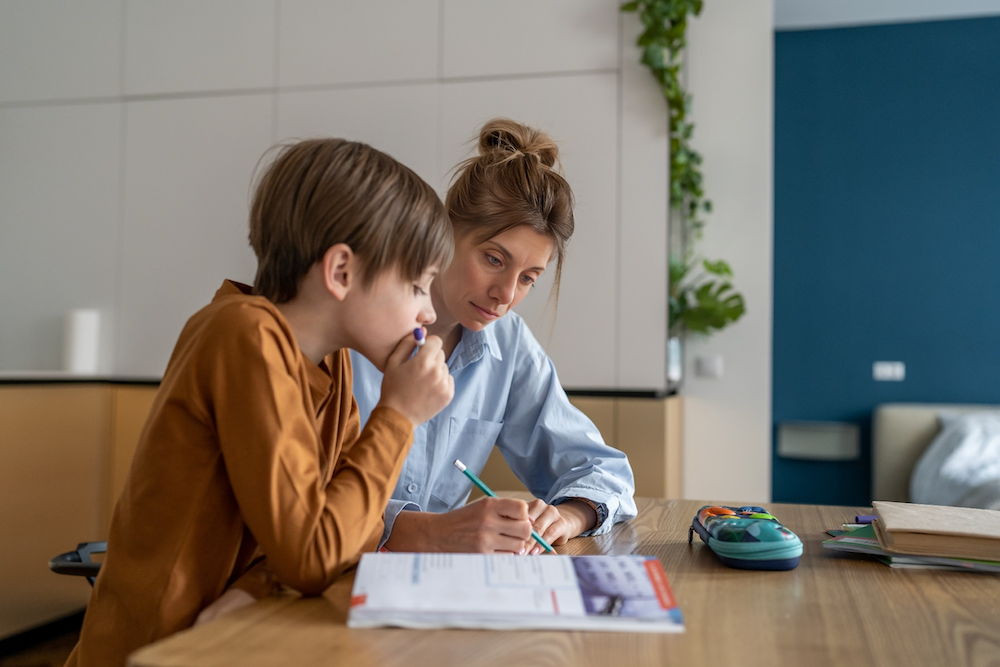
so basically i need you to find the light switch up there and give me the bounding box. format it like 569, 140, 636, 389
873, 361, 905, 381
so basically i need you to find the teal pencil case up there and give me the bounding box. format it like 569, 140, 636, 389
688, 505, 803, 571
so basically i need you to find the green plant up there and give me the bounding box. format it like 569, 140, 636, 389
620, 0, 746, 336
620, 0, 708, 235
670, 256, 745, 335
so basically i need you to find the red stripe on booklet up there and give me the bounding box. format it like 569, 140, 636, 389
551, 589, 560, 615
350, 594, 367, 608
643, 559, 676, 609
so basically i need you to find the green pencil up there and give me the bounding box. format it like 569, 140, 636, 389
453, 459, 554, 553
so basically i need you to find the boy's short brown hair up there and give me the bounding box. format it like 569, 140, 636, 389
249, 138, 452, 303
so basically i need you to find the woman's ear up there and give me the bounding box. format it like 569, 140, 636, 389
321, 243, 354, 301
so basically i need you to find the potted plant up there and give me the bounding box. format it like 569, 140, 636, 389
621, 0, 746, 387
667, 256, 745, 384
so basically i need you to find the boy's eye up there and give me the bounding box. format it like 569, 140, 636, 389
414, 285, 427, 296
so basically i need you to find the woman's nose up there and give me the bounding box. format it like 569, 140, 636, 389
489, 274, 517, 305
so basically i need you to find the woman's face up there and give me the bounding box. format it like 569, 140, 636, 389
433, 225, 555, 332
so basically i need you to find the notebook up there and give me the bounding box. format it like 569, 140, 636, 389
346, 552, 684, 633
871, 501, 1000, 561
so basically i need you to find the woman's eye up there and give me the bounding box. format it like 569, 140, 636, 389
520, 275, 535, 286
486, 254, 501, 266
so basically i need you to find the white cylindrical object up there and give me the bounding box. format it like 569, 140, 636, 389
64, 309, 101, 374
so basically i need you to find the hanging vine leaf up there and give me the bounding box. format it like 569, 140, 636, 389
621, 0, 709, 236
669, 257, 745, 335
621, 0, 746, 337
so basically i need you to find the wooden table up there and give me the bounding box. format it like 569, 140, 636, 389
129, 498, 1000, 667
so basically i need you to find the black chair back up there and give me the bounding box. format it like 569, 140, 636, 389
49, 541, 106, 586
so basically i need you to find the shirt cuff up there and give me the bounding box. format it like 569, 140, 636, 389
379, 498, 422, 548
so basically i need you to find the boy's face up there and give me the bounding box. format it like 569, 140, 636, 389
435, 225, 554, 332
345, 266, 438, 371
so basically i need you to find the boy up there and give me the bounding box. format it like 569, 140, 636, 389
66, 138, 454, 666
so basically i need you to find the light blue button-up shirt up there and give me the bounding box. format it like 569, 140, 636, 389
350, 312, 637, 545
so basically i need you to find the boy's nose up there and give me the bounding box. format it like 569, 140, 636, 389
419, 302, 436, 326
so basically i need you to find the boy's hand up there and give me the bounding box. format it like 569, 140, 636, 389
378, 332, 453, 426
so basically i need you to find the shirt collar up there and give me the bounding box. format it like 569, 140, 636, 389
216, 279, 253, 298
449, 323, 503, 371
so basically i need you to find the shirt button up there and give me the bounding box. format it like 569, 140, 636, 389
407, 483, 418, 493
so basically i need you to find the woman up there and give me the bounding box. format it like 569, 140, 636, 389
351, 118, 636, 554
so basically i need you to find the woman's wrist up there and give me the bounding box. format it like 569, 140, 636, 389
555, 499, 598, 536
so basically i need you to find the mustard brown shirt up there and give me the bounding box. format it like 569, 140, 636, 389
66, 281, 413, 666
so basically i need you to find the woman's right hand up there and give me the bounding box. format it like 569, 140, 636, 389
378, 332, 454, 426
386, 498, 534, 553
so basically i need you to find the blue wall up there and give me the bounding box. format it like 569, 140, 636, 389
773, 17, 1000, 506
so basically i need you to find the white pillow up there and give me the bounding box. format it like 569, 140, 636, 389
910, 412, 1000, 509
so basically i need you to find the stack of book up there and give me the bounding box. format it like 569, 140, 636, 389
823, 501, 1000, 572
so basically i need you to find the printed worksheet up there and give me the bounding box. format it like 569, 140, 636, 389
348, 553, 684, 633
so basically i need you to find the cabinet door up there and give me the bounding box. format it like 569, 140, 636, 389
477, 395, 683, 501
0, 385, 110, 639
616, 395, 683, 498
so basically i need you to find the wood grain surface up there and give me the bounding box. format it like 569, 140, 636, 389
129, 499, 1000, 667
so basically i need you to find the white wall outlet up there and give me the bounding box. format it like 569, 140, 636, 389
695, 355, 724, 379
873, 361, 905, 381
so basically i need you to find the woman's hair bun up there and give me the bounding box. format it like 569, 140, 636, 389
478, 118, 559, 168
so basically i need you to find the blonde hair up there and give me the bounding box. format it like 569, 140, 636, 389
446, 119, 575, 300
249, 138, 452, 303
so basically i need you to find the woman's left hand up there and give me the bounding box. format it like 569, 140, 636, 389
194, 588, 257, 626
523, 498, 598, 555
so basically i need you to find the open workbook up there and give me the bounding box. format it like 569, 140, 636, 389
347, 553, 684, 633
